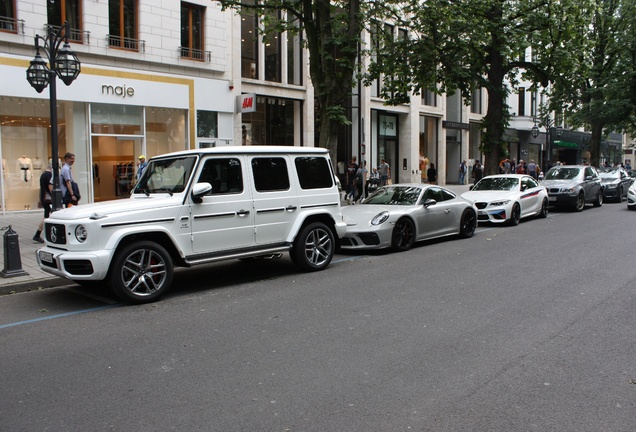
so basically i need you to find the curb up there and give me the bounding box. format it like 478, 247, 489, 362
0, 277, 71, 297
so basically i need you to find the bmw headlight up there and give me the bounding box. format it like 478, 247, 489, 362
489, 200, 511, 207
371, 211, 390, 226
75, 225, 88, 243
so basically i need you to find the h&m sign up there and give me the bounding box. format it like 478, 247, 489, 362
238, 93, 257, 113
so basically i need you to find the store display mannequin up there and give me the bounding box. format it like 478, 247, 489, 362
17, 155, 32, 182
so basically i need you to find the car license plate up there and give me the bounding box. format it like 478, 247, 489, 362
39, 251, 53, 264
549, 196, 556, 202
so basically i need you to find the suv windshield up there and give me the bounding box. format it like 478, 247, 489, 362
544, 167, 581, 180
472, 177, 519, 191
133, 156, 198, 194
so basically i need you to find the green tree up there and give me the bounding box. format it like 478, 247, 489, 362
219, 0, 397, 165
550, 0, 636, 166
367, 0, 576, 175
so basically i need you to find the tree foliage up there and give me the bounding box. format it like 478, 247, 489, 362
367, 0, 580, 174
549, 0, 636, 164
219, 0, 399, 165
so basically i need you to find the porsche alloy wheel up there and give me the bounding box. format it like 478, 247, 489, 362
391, 218, 415, 251
459, 210, 477, 238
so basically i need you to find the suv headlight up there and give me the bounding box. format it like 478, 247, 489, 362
371, 211, 390, 225
75, 225, 88, 243
489, 200, 511, 207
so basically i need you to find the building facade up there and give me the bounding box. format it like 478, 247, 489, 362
0, 1, 487, 214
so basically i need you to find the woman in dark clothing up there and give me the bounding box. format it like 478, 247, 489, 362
473, 161, 483, 183
427, 163, 437, 184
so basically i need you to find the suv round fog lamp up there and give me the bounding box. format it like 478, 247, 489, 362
75, 225, 88, 242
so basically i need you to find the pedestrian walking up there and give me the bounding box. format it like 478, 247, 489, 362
345, 156, 359, 204
137, 155, 148, 180
379, 158, 391, 186
59, 152, 79, 207
459, 160, 467, 185
427, 163, 438, 184
32, 163, 52, 243
472, 160, 483, 183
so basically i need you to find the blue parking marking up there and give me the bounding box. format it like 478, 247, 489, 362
0, 304, 120, 330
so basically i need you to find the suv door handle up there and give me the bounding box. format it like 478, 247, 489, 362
286, 205, 297, 212
237, 210, 250, 217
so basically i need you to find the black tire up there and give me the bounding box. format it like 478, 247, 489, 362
508, 203, 521, 226
593, 191, 603, 207
574, 193, 585, 212
292, 222, 335, 271
108, 241, 174, 304
391, 218, 416, 251
617, 187, 624, 202
538, 198, 549, 218
459, 209, 477, 238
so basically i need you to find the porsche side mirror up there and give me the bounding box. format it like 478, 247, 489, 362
424, 198, 437, 207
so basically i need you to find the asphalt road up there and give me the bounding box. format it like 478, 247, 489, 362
1, 201, 635, 431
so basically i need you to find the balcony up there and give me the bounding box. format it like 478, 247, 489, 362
107, 35, 145, 52
45, 24, 89, 44
179, 46, 211, 62
0, 16, 24, 34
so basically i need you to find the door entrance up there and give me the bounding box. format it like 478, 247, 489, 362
91, 136, 141, 202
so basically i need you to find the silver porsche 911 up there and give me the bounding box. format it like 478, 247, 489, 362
340, 184, 478, 252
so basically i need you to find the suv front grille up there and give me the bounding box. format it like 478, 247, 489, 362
45, 223, 67, 245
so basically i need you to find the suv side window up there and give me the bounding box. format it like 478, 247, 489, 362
197, 158, 243, 195
252, 157, 290, 192
295, 156, 334, 189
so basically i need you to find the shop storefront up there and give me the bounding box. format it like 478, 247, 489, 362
0, 56, 234, 212
240, 95, 302, 146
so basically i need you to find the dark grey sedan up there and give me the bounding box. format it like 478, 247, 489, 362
599, 167, 632, 202
542, 165, 603, 211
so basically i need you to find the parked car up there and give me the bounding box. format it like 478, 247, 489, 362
340, 184, 477, 252
36, 146, 347, 304
628, 181, 636, 210
599, 167, 632, 202
461, 174, 548, 226
541, 165, 603, 211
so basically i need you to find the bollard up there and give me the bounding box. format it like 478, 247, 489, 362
1, 225, 28, 277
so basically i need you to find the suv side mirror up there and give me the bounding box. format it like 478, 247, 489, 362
191, 182, 212, 203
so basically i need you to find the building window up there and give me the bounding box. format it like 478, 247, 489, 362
264, 10, 282, 82
47, 0, 82, 42
181, 2, 205, 61
108, 0, 138, 51
287, 17, 302, 85
518, 87, 525, 116
241, 1, 258, 79
197, 111, 218, 138
422, 89, 437, 107
471, 86, 482, 114
530, 90, 537, 117
0, 0, 17, 33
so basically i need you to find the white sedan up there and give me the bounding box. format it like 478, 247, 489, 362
462, 174, 549, 225
340, 184, 478, 252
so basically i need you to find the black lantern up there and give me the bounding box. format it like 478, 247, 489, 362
25, 22, 81, 211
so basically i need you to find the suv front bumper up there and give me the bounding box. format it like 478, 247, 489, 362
36, 247, 112, 281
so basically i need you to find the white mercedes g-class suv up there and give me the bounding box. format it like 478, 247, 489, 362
36, 146, 346, 304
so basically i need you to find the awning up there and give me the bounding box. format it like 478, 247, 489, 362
553, 140, 578, 148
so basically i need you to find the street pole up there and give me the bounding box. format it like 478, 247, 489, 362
26, 22, 80, 212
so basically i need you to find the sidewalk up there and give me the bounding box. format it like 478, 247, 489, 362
0, 210, 69, 295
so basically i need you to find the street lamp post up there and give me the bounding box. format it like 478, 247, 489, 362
532, 117, 563, 172
26, 21, 80, 211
